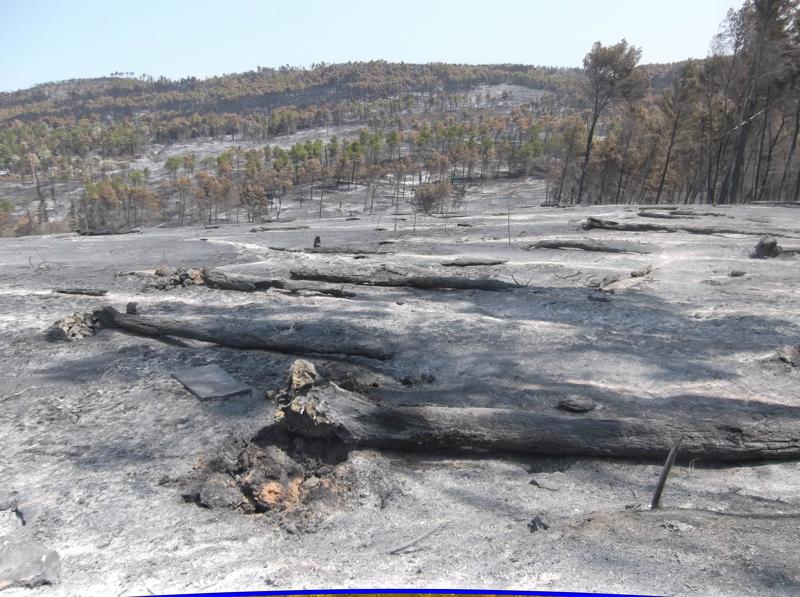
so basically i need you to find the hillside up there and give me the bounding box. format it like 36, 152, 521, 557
0, 62, 582, 121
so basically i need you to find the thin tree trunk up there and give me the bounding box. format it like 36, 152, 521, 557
576, 109, 600, 204
655, 109, 682, 205
778, 97, 800, 200
757, 112, 786, 202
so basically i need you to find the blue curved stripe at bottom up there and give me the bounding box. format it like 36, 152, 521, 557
140, 589, 661, 597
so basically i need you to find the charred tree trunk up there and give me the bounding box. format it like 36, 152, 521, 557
654, 108, 682, 205
93, 306, 390, 360
278, 383, 800, 461
576, 104, 600, 204
530, 239, 650, 254
290, 269, 519, 291
202, 268, 356, 299
778, 97, 800, 200
582, 216, 795, 237
757, 112, 785, 202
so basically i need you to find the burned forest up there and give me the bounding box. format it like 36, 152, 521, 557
2, 1, 800, 596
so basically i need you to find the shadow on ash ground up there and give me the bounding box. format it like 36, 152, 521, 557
1, 198, 800, 596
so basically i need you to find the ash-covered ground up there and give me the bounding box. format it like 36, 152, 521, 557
1, 189, 800, 596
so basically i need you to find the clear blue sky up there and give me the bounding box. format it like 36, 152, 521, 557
1, 0, 742, 92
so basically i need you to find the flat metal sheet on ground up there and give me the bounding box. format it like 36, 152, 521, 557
171, 364, 251, 399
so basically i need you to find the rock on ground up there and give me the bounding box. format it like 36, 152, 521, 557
0, 540, 60, 590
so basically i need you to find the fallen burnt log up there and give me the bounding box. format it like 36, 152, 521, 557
277, 382, 800, 461
638, 210, 728, 219
117, 267, 354, 298
76, 227, 141, 236
202, 269, 356, 298
582, 216, 795, 237
530, 239, 650, 254
53, 288, 108, 297
671, 209, 728, 218
289, 268, 519, 291
440, 257, 507, 267
582, 217, 678, 233
250, 225, 309, 232
638, 211, 699, 220
201, 269, 261, 291
308, 247, 389, 256
268, 246, 390, 255
93, 306, 390, 360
